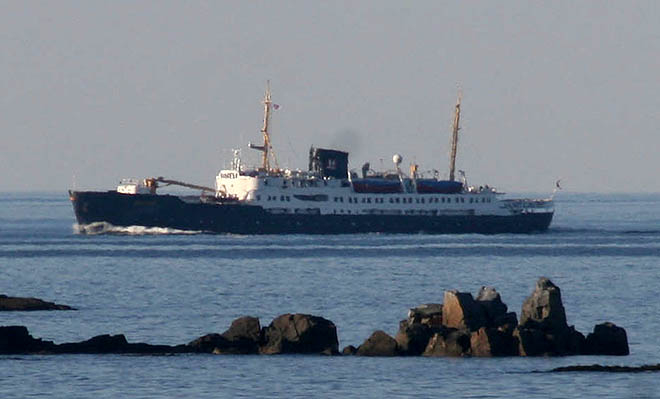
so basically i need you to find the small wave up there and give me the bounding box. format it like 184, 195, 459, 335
73, 222, 201, 236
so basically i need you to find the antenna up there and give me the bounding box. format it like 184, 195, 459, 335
448, 89, 462, 181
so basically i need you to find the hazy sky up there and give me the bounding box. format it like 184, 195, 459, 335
2, 1, 659, 193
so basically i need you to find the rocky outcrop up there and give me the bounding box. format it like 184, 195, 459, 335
260, 313, 338, 355
584, 322, 629, 356
0, 295, 74, 311
356, 330, 399, 356
0, 279, 630, 359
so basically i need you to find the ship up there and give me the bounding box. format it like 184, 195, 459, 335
69, 85, 554, 234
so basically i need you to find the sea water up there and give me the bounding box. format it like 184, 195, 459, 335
1, 192, 660, 398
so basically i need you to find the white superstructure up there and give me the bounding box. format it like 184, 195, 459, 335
212, 85, 554, 218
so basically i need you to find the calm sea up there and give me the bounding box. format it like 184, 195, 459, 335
1, 192, 660, 398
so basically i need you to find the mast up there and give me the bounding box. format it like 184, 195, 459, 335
261, 83, 272, 171
448, 91, 462, 181
249, 82, 279, 172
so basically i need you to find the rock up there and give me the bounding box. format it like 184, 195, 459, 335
57, 334, 130, 353
519, 278, 568, 332
341, 345, 357, 355
188, 333, 230, 353
475, 287, 511, 328
188, 316, 262, 354
56, 334, 181, 354
395, 320, 433, 356
407, 303, 443, 327
260, 314, 338, 355
0, 295, 75, 311
493, 312, 518, 330
513, 325, 585, 356
470, 327, 518, 357
222, 316, 261, 343
442, 290, 487, 331
219, 316, 261, 354
513, 326, 548, 356
423, 329, 471, 357
0, 325, 55, 354
584, 322, 629, 356
356, 330, 399, 356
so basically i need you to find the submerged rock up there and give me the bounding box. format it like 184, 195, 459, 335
0, 295, 75, 311
553, 364, 660, 372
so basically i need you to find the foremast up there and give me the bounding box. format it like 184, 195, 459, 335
448, 91, 462, 182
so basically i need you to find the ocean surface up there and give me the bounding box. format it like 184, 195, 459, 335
2, 192, 660, 398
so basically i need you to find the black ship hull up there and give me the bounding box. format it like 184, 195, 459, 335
69, 191, 554, 235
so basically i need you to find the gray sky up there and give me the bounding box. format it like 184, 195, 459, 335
2, 1, 659, 193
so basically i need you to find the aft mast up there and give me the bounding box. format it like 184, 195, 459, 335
448, 91, 462, 181
249, 82, 278, 173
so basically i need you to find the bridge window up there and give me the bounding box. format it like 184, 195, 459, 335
256, 195, 261, 201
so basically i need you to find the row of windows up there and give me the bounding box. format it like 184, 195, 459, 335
256, 195, 291, 202
335, 196, 492, 204
257, 194, 492, 204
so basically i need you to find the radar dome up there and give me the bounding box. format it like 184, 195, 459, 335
393, 154, 403, 166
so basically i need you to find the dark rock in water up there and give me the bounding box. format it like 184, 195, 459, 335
260, 314, 338, 355
188, 333, 230, 353
584, 322, 629, 356
423, 329, 471, 357
493, 312, 518, 330
513, 326, 548, 356
407, 303, 443, 328
553, 364, 660, 373
341, 345, 357, 356
519, 278, 568, 332
56, 334, 182, 354
470, 327, 518, 357
514, 325, 585, 357
395, 320, 433, 356
219, 316, 261, 354
356, 330, 399, 356
223, 316, 261, 343
515, 278, 589, 356
188, 316, 262, 354
0, 295, 75, 311
442, 290, 487, 332
475, 286, 512, 328
0, 326, 55, 354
